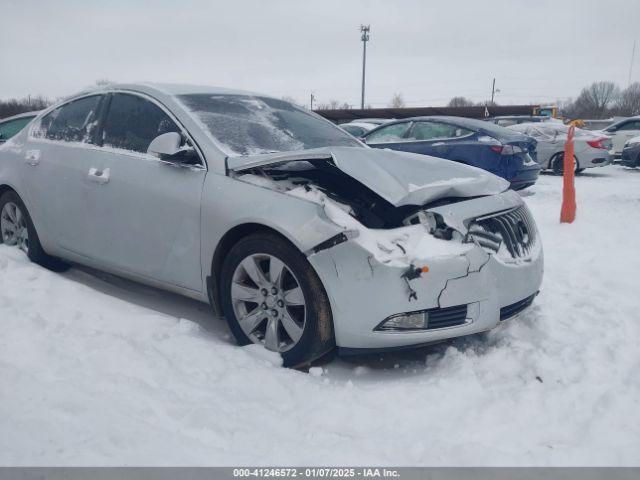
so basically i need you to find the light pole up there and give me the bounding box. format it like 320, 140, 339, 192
360, 25, 370, 109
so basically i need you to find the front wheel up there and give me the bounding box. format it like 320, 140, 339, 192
219, 233, 335, 368
0, 191, 69, 271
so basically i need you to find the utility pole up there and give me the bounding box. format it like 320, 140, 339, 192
360, 25, 370, 109
310, 93, 315, 110
629, 40, 636, 86
490, 78, 498, 105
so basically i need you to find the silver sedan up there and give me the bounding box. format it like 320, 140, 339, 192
508, 122, 612, 173
0, 84, 543, 367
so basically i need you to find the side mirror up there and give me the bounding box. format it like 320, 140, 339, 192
148, 132, 182, 157
148, 132, 199, 164
359, 136, 367, 144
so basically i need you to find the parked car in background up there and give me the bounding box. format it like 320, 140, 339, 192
0, 83, 543, 367
508, 122, 612, 174
579, 118, 620, 131
362, 116, 540, 190
621, 136, 640, 167
601, 116, 640, 156
339, 121, 378, 137
0, 111, 40, 144
487, 115, 558, 127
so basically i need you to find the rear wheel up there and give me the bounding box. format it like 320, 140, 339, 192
220, 233, 335, 368
551, 153, 579, 175
0, 191, 69, 271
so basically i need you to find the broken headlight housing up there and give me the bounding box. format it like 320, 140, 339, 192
403, 211, 454, 240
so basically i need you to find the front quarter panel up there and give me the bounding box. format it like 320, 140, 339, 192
200, 173, 346, 291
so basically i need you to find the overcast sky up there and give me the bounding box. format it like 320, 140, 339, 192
1, 0, 638, 107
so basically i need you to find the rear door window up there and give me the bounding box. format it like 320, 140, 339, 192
102, 93, 180, 154
365, 122, 411, 143
34, 95, 102, 143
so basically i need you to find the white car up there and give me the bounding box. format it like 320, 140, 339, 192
508, 123, 613, 173
0, 83, 543, 367
601, 116, 640, 156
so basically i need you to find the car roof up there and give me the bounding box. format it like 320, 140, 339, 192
364, 115, 528, 141
609, 115, 640, 127
68, 82, 267, 101
385, 115, 504, 131
342, 122, 377, 129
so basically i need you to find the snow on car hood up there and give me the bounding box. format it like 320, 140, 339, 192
227, 146, 509, 207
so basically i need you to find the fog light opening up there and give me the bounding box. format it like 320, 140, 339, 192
375, 311, 429, 332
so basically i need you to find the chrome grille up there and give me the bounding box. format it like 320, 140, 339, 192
467, 205, 537, 259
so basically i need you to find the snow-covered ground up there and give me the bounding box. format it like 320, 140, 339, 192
1, 166, 639, 466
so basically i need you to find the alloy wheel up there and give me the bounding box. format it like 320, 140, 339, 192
1, 202, 29, 254
231, 253, 306, 352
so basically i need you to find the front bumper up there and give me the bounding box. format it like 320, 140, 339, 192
621, 146, 640, 167
308, 230, 543, 350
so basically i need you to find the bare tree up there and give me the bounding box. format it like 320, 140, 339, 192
317, 99, 344, 110
0, 95, 51, 119
447, 96, 474, 107
569, 81, 620, 119
389, 93, 405, 108
613, 82, 640, 116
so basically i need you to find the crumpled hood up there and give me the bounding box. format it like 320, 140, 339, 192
228, 146, 509, 207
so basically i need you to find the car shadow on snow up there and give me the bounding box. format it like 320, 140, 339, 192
61, 264, 233, 342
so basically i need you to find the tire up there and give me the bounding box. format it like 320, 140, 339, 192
219, 232, 335, 368
551, 153, 579, 175
576, 168, 585, 174
0, 191, 69, 272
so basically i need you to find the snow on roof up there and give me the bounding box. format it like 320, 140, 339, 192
82, 82, 264, 98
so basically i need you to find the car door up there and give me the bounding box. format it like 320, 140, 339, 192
605, 120, 640, 154
81, 92, 206, 292
23, 94, 107, 253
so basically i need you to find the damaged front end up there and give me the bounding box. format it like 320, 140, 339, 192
228, 146, 543, 350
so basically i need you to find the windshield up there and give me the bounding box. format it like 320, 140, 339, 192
178, 94, 361, 156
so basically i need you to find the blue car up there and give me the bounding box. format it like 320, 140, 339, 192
362, 116, 540, 190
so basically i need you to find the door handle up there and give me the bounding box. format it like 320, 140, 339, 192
24, 150, 40, 166
432, 142, 448, 147
87, 167, 110, 185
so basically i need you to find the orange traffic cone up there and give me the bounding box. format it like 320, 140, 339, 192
560, 125, 576, 223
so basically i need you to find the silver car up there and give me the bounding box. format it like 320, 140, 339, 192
0, 84, 543, 367
508, 122, 613, 174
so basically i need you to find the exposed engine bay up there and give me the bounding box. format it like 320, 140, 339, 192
236, 158, 469, 234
